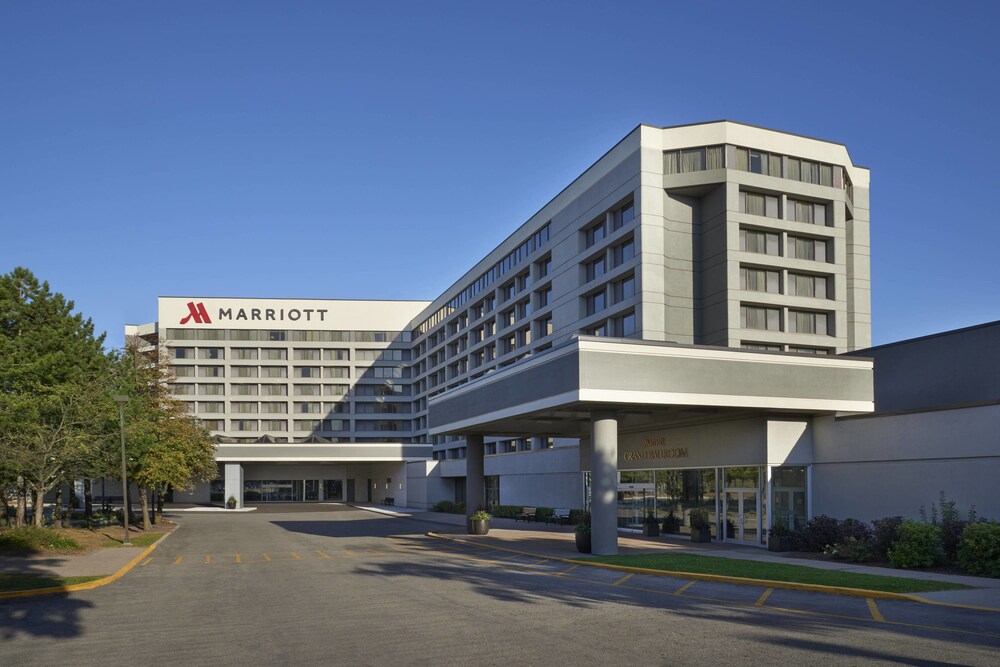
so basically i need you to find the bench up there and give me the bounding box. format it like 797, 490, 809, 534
381, 497, 395, 506
547, 508, 571, 525
516, 506, 537, 522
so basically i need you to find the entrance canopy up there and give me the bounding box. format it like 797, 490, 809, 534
429, 337, 874, 437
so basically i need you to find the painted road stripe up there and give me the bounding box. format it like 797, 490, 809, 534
556, 564, 579, 577
867, 598, 885, 622
290, 552, 302, 561
316, 550, 331, 559
613, 573, 634, 586
262, 553, 271, 561
343, 549, 358, 557
367, 549, 385, 556
235, 554, 242, 564
174, 556, 184, 565
141, 558, 153, 567
204, 555, 211, 565
674, 580, 697, 595
755, 588, 774, 607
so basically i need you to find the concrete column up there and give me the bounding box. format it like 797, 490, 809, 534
224, 463, 244, 509
590, 411, 619, 556
465, 435, 485, 525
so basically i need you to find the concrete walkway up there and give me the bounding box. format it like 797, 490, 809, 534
355, 504, 1000, 609
0, 545, 146, 578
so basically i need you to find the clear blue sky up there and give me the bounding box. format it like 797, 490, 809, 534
2, 1, 998, 351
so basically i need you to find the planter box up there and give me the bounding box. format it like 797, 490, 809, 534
575, 530, 592, 553
690, 528, 712, 543
468, 518, 490, 535
644, 523, 660, 537
768, 536, 793, 552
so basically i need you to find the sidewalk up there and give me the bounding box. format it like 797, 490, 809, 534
0, 546, 146, 578
357, 505, 1000, 610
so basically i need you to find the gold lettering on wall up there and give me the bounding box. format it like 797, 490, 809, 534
623, 447, 689, 462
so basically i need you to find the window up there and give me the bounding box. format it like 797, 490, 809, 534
232, 348, 257, 360
739, 192, 779, 218
788, 236, 829, 262
232, 384, 259, 396
585, 255, 606, 282
585, 290, 606, 316
740, 228, 780, 255
171, 384, 194, 395
198, 366, 224, 378
536, 287, 551, 308
232, 366, 258, 378
294, 366, 320, 378
261, 366, 287, 378
262, 420, 288, 431
612, 274, 636, 303
261, 402, 287, 414
517, 327, 532, 347
233, 402, 258, 414
356, 349, 405, 361
788, 310, 830, 335
172, 348, 193, 359
293, 419, 322, 432
294, 384, 321, 396
788, 199, 828, 226
788, 346, 831, 355
324, 349, 349, 360
322, 419, 350, 431
501, 282, 516, 302
741, 306, 781, 331
173, 366, 195, 377
323, 367, 350, 378
536, 256, 551, 278
585, 221, 606, 248
736, 148, 782, 177
740, 267, 780, 293
611, 201, 635, 230
516, 300, 532, 320
537, 315, 553, 338
231, 420, 258, 432
294, 402, 322, 414
200, 419, 224, 431
198, 402, 224, 414
198, 348, 223, 360
587, 322, 608, 337
323, 384, 349, 396
741, 342, 782, 351
501, 308, 515, 328
664, 147, 721, 173
788, 273, 830, 299
294, 349, 321, 361
612, 238, 635, 266
611, 311, 637, 337
198, 384, 224, 396
262, 348, 287, 360
267, 331, 287, 341
324, 402, 349, 414
501, 334, 516, 355
261, 384, 288, 396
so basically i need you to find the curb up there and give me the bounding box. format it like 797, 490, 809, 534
0, 526, 177, 601
426, 532, 1000, 612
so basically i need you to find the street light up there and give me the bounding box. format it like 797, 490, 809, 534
113, 395, 131, 546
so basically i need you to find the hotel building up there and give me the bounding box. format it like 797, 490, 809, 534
129, 121, 999, 555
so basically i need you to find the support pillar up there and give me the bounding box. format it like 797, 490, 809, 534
224, 463, 244, 509
590, 411, 619, 555
465, 434, 485, 529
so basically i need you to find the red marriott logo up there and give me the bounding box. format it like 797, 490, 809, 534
180, 301, 212, 325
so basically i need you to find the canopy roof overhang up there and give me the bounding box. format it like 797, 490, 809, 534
429, 337, 874, 437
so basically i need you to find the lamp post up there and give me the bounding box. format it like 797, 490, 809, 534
113, 395, 131, 546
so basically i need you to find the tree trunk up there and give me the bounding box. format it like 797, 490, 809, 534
84, 479, 93, 518
150, 485, 158, 525
33, 487, 46, 527
15, 476, 26, 528
139, 487, 151, 530
54, 485, 64, 528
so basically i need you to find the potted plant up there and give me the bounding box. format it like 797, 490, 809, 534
226, 496, 238, 510
643, 510, 660, 537
575, 516, 592, 554
468, 509, 491, 535
661, 510, 679, 534
768, 517, 794, 552
689, 509, 713, 543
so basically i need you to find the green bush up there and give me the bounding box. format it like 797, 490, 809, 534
871, 516, 904, 559
431, 500, 456, 513
489, 505, 524, 519
534, 507, 554, 523
888, 520, 945, 569
825, 536, 876, 563
957, 521, 1000, 577
568, 509, 587, 525
0, 527, 83, 555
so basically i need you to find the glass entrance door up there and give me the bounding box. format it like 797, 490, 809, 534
304, 480, 320, 501
617, 484, 654, 530
724, 490, 759, 544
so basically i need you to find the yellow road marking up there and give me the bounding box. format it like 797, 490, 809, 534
867, 598, 885, 622
290, 552, 302, 561
674, 580, 697, 595
316, 550, 331, 559
204, 555, 211, 565
173, 556, 184, 565
262, 553, 271, 561
367, 549, 385, 556
141, 558, 153, 567
755, 588, 774, 607
343, 549, 358, 558
235, 554, 241, 564
556, 564, 579, 576
613, 573, 634, 586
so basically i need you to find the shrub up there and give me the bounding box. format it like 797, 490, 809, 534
490, 505, 523, 519
535, 507, 554, 523
568, 509, 587, 525
793, 515, 842, 552
839, 518, 873, 543
957, 521, 1000, 577
689, 509, 711, 531
431, 500, 455, 513
825, 536, 876, 562
0, 527, 83, 555
871, 516, 904, 559
888, 520, 945, 568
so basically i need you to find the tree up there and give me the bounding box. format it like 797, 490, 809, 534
0, 268, 109, 526
111, 337, 216, 529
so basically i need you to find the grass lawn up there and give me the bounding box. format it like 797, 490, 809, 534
580, 553, 971, 593
99, 532, 164, 548
0, 573, 105, 593
0, 522, 172, 555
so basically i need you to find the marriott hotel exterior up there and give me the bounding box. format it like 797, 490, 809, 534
129, 121, 1000, 555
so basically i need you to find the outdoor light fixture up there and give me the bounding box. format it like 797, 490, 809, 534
113, 395, 131, 546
